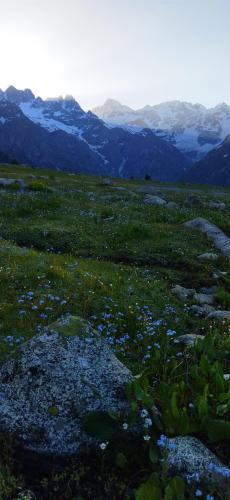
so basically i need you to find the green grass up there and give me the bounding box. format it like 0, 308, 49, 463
0, 165, 229, 499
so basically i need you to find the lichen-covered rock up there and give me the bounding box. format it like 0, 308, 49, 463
0, 316, 133, 456
168, 436, 230, 484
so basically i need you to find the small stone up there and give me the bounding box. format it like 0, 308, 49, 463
198, 252, 218, 261
175, 334, 205, 347
144, 195, 167, 206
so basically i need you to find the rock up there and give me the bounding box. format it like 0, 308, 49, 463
193, 292, 214, 305
0, 178, 26, 188
172, 285, 196, 300
166, 201, 179, 209
0, 316, 132, 456
198, 252, 218, 261
175, 334, 205, 347
168, 436, 230, 484
190, 304, 215, 316
208, 201, 225, 211
101, 178, 113, 186
200, 285, 218, 295
208, 310, 230, 320
184, 217, 230, 260
185, 194, 204, 207
136, 185, 160, 195
144, 195, 167, 206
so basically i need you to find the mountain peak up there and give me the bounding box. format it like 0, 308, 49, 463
5, 86, 35, 104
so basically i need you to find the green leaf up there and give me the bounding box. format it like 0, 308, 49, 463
171, 391, 179, 419
135, 473, 162, 500
115, 452, 127, 469
82, 411, 118, 440
164, 477, 185, 500
204, 418, 230, 442
149, 443, 159, 464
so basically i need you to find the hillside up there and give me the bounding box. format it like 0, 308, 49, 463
183, 136, 230, 186
0, 165, 229, 498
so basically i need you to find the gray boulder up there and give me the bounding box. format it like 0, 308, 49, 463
184, 217, 230, 260
144, 195, 167, 206
190, 304, 215, 316
172, 285, 196, 300
166, 201, 179, 209
0, 178, 26, 188
208, 310, 230, 321
193, 292, 214, 305
208, 200, 225, 211
168, 436, 230, 484
0, 316, 132, 456
185, 194, 204, 207
136, 185, 160, 195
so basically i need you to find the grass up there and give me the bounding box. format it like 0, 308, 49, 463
0, 165, 229, 499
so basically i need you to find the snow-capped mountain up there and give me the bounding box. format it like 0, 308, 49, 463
93, 99, 230, 162
0, 86, 189, 181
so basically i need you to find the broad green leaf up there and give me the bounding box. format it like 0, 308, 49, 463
82, 411, 118, 440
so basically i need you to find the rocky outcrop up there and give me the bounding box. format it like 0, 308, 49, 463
0, 316, 132, 456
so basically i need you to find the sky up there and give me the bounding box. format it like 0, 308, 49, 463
0, 0, 230, 110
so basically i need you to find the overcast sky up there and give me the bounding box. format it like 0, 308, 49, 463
0, 0, 229, 110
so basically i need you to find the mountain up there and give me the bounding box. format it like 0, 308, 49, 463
93, 99, 230, 163
0, 86, 189, 181
182, 135, 230, 185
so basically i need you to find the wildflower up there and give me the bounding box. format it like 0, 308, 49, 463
19, 310, 26, 316
208, 463, 230, 478
157, 434, 176, 451
140, 409, 148, 418
195, 490, 202, 497
122, 422, 128, 430
32, 305, 38, 310
143, 435, 151, 441
99, 442, 108, 450
144, 418, 152, 428
186, 472, 200, 484
206, 496, 214, 500
166, 329, 176, 337
60, 300, 67, 306
157, 434, 167, 448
